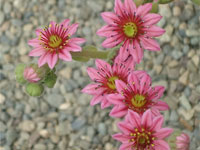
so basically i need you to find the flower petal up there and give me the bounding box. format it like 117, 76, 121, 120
154, 128, 173, 139
96, 25, 118, 37
118, 121, 133, 134
119, 142, 133, 150
142, 14, 162, 26
115, 80, 128, 95
101, 98, 111, 109
114, 0, 125, 17
59, 50, 72, 61
107, 93, 124, 105
67, 23, 78, 35
66, 43, 82, 52
82, 84, 104, 95
47, 52, 58, 69
127, 110, 141, 128
38, 52, 49, 67
28, 38, 41, 47
153, 140, 170, 150
90, 95, 102, 106
60, 19, 70, 28
151, 115, 164, 131
139, 72, 151, 94
148, 86, 165, 100
101, 12, 119, 24
112, 133, 131, 142
140, 37, 160, 51
153, 101, 169, 111
102, 35, 124, 48
69, 38, 86, 44
127, 72, 140, 92
95, 59, 112, 75
87, 67, 102, 81
29, 47, 45, 57
136, 3, 152, 17
110, 105, 128, 118
124, 0, 136, 14
141, 109, 152, 128
144, 26, 165, 37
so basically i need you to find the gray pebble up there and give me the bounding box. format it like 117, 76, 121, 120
71, 117, 86, 131
0, 11, 5, 25
6, 128, 18, 146
46, 94, 64, 108
98, 123, 107, 136
3, 2, 12, 14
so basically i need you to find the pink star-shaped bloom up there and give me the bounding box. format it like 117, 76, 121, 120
97, 0, 165, 63
113, 110, 173, 150
28, 19, 85, 69
107, 71, 169, 118
82, 56, 135, 109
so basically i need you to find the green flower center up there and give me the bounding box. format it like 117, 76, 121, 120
123, 22, 138, 38
48, 35, 62, 48
107, 76, 119, 90
138, 136, 146, 145
131, 94, 146, 108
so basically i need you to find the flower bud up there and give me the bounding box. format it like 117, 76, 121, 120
15, 64, 27, 84
26, 83, 44, 97
24, 67, 41, 83
166, 129, 190, 150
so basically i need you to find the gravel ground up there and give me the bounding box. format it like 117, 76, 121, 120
0, 0, 200, 150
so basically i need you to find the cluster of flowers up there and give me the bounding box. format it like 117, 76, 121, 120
15, 0, 191, 149
82, 0, 190, 149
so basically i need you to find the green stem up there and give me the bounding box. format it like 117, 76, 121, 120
71, 50, 109, 59
158, 0, 174, 4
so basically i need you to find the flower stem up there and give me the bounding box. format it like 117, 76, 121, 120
71, 50, 109, 60
158, 0, 174, 4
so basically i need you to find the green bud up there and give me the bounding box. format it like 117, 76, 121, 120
26, 83, 44, 97
15, 64, 27, 84
43, 72, 57, 88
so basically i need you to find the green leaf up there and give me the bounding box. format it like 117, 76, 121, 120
72, 56, 90, 62
43, 71, 57, 88
150, 2, 159, 13
71, 45, 97, 62
82, 45, 98, 52
191, 0, 200, 5
71, 45, 109, 62
15, 64, 27, 84
26, 83, 44, 97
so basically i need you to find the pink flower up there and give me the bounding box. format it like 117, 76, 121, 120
107, 71, 169, 118
97, 0, 165, 63
28, 19, 85, 69
24, 67, 41, 83
82, 56, 135, 109
176, 133, 190, 150
113, 110, 173, 150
